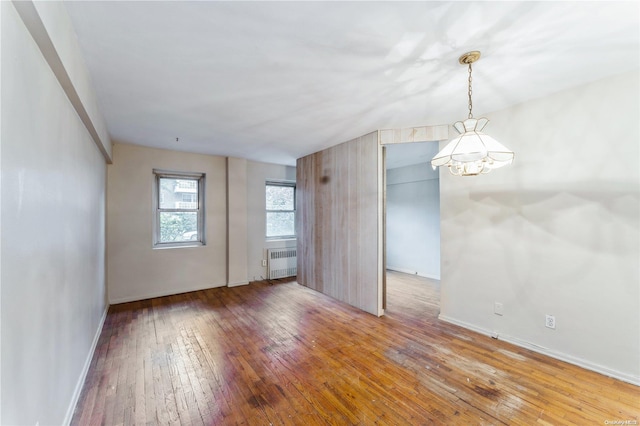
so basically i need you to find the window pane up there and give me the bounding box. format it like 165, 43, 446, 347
266, 185, 294, 210
159, 178, 198, 209
159, 212, 198, 243
266, 212, 295, 237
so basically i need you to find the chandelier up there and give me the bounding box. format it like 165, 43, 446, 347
431, 51, 514, 176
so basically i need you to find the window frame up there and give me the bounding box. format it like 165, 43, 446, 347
153, 169, 206, 248
265, 180, 296, 240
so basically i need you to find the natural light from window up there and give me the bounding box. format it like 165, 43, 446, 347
154, 171, 205, 246
266, 182, 295, 239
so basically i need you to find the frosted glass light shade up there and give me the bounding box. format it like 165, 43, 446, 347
431, 118, 514, 176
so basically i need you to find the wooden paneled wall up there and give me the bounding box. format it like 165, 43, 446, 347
296, 131, 384, 316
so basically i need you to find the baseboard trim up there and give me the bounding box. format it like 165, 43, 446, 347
228, 280, 249, 288
438, 314, 640, 387
63, 305, 108, 425
386, 266, 440, 281
110, 282, 226, 305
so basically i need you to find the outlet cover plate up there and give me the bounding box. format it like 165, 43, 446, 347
545, 314, 556, 329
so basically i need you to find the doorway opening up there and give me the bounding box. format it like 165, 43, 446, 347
384, 142, 441, 317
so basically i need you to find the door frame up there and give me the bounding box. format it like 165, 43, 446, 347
377, 125, 449, 311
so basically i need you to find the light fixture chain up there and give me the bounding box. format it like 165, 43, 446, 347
468, 63, 473, 119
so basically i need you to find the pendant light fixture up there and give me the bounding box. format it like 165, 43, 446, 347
431, 51, 514, 176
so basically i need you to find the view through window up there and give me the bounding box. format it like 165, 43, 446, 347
266, 182, 295, 239
154, 170, 205, 246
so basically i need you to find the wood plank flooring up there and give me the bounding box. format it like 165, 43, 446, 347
72, 272, 639, 425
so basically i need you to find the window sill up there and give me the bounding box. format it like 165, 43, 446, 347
153, 242, 205, 250
265, 237, 297, 243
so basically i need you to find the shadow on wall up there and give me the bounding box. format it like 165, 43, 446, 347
467, 183, 638, 256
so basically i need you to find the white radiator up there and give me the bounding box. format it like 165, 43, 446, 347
267, 248, 297, 279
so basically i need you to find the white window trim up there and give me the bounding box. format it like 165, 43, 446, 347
153, 169, 206, 248
265, 180, 296, 241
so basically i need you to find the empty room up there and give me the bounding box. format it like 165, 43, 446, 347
1, 1, 639, 425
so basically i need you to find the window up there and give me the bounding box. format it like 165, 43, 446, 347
266, 181, 295, 239
153, 170, 205, 247
182, 193, 196, 202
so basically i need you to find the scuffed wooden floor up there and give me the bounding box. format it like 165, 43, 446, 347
72, 271, 639, 425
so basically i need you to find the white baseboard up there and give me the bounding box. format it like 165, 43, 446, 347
438, 314, 640, 387
387, 266, 415, 275
63, 306, 108, 425
438, 314, 489, 336
386, 266, 440, 281
228, 280, 249, 287
110, 282, 226, 305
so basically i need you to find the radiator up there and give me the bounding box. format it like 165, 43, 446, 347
267, 248, 297, 279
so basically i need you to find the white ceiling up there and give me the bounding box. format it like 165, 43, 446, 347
386, 141, 440, 170
64, 1, 639, 166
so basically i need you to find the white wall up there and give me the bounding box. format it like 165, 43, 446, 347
1, 2, 109, 424
439, 71, 640, 384
12, 1, 112, 162
107, 143, 227, 303
0, 4, 4, 421
387, 162, 440, 279
246, 160, 296, 281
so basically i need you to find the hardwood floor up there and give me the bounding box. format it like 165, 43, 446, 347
72, 272, 639, 425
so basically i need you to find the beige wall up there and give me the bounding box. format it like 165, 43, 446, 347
246, 160, 296, 281
106, 146, 295, 301
1, 2, 109, 424
107, 143, 227, 303
227, 157, 248, 286
439, 71, 640, 385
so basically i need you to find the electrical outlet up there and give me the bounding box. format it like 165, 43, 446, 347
494, 302, 504, 316
262, 259, 267, 267
545, 314, 556, 329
